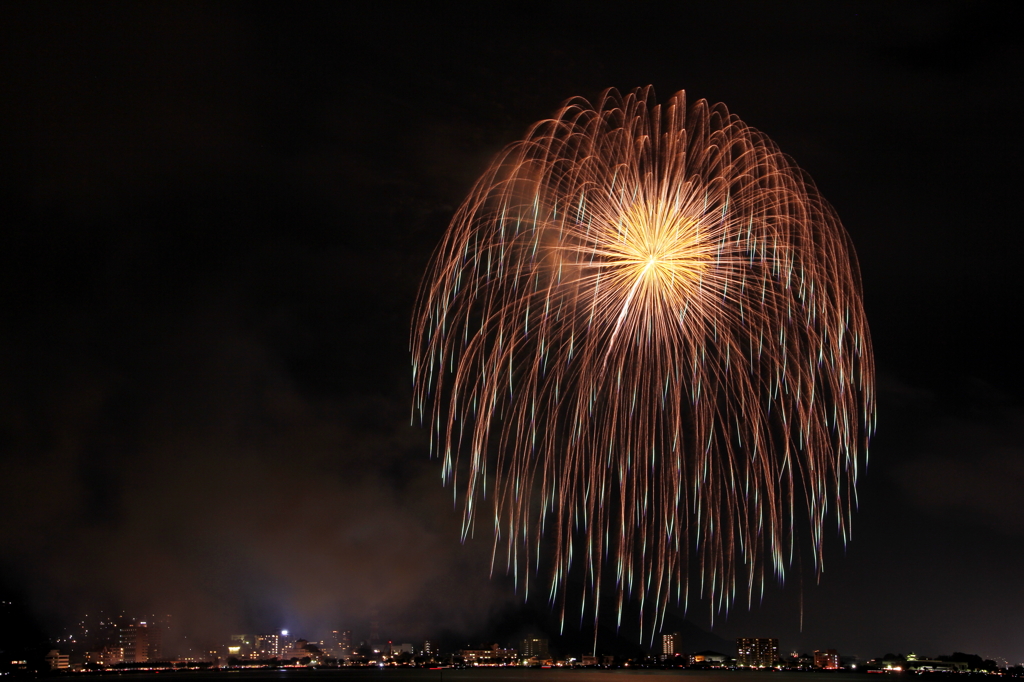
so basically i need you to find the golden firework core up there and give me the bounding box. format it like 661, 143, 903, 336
604, 200, 709, 302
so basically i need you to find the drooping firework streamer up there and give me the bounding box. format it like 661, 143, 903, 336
411, 87, 875, 639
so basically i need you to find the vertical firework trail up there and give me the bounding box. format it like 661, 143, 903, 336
411, 87, 875, 640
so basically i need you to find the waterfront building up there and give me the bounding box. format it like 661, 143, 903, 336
85, 644, 123, 667
815, 649, 840, 669
281, 639, 316, 661
690, 650, 729, 666
520, 635, 549, 660
256, 633, 280, 658
119, 622, 161, 663
330, 630, 353, 658
45, 650, 70, 670
737, 637, 779, 667
661, 632, 682, 659
460, 643, 517, 664
229, 634, 256, 659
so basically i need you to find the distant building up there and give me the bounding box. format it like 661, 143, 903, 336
905, 653, 968, 672
661, 632, 682, 659
690, 650, 729, 666
423, 640, 434, 656
256, 633, 280, 658
330, 630, 352, 659
85, 645, 123, 667
788, 652, 815, 669
737, 638, 779, 667
229, 634, 256, 659
460, 643, 517, 664
520, 635, 549, 660
119, 622, 161, 663
815, 649, 840, 669
45, 650, 70, 670
281, 639, 315, 661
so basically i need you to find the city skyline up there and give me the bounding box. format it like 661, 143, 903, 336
3, 0, 1023, 669
28, 608, 1019, 671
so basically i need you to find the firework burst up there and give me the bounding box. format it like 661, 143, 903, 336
412, 87, 874, 636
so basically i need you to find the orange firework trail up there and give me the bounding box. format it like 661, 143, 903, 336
411, 87, 875, 638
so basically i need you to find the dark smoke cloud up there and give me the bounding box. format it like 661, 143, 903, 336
0, 261, 516, 649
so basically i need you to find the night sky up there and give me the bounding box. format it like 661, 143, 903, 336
3, 1, 1023, 665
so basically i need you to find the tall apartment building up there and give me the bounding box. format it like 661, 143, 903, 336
255, 633, 280, 658
330, 630, 352, 658
736, 638, 779, 667
661, 632, 682, 658
520, 635, 550, 660
119, 622, 161, 663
